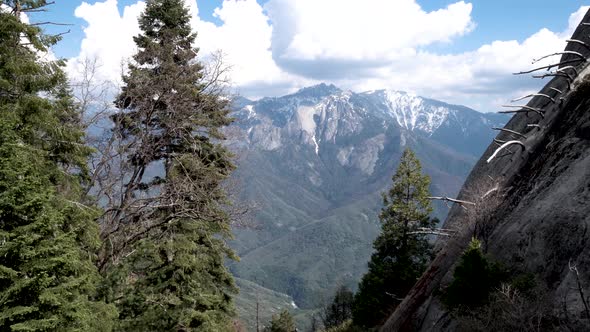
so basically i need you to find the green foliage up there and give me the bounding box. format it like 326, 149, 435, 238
264, 310, 297, 332
0, 1, 115, 330
352, 148, 436, 328
105, 0, 237, 330
322, 286, 353, 330
443, 238, 507, 309
233, 278, 299, 331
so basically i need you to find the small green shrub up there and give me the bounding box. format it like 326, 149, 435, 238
443, 238, 507, 309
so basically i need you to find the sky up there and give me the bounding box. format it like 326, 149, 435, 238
33, 0, 590, 112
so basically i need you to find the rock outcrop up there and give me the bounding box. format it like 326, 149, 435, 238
381, 9, 590, 331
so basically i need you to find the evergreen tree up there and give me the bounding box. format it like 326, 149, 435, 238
322, 286, 354, 329
0, 1, 115, 330
352, 148, 435, 328
100, 0, 237, 330
264, 310, 297, 332
443, 238, 506, 309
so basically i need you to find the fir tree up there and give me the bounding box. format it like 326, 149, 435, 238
100, 0, 237, 330
322, 286, 354, 330
264, 310, 297, 332
0, 1, 115, 330
352, 148, 435, 328
443, 238, 506, 309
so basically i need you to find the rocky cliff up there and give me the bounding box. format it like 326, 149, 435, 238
382, 9, 590, 331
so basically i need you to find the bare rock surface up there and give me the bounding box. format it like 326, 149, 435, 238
381, 9, 590, 331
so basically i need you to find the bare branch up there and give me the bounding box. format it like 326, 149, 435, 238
487, 140, 526, 163
549, 87, 564, 94
501, 105, 544, 112
493, 138, 506, 145
532, 51, 586, 64
409, 227, 457, 237
533, 72, 571, 80
513, 59, 583, 75
409, 230, 454, 237
385, 292, 405, 302
568, 260, 590, 319
498, 109, 544, 118
31, 21, 73, 26
428, 196, 476, 206
510, 93, 555, 103
481, 186, 499, 200
492, 127, 527, 139
52, 29, 71, 38
566, 39, 590, 52
557, 66, 579, 78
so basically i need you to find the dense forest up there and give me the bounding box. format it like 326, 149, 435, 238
1, 0, 590, 331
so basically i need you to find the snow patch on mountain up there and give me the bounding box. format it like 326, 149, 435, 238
384, 90, 450, 135
244, 105, 255, 119
229, 84, 507, 163
296, 105, 321, 154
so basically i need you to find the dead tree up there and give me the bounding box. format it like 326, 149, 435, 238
487, 140, 526, 163
569, 260, 590, 320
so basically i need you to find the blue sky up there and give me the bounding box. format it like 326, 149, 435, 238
33, 1, 590, 112
43, 1, 584, 58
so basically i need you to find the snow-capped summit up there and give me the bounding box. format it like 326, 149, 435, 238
230, 83, 507, 159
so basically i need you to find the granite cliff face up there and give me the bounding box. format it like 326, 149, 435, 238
382, 9, 590, 331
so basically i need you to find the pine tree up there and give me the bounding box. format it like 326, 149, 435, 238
99, 0, 237, 330
322, 286, 354, 329
264, 310, 297, 332
443, 238, 506, 309
0, 1, 116, 330
352, 148, 435, 328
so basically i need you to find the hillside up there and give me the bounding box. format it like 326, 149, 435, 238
226, 85, 508, 317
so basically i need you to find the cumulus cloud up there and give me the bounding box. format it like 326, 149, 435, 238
189, 0, 311, 97
66, 0, 589, 111
363, 5, 590, 111
67, 0, 309, 98
68, 0, 145, 83
265, 0, 473, 69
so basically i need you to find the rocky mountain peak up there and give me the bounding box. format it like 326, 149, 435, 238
291, 82, 342, 99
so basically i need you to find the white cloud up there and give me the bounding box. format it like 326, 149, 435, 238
68, 0, 145, 83
265, 0, 474, 61
66, 0, 590, 111
190, 0, 310, 97
340, 5, 589, 111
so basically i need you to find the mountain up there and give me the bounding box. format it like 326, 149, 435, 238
382, 9, 590, 331
226, 82, 508, 322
